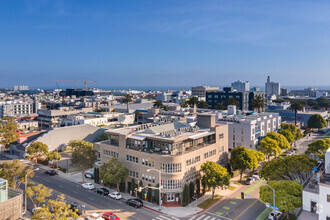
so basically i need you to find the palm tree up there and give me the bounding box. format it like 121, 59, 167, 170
290, 100, 304, 126
250, 95, 265, 113
153, 100, 163, 109
123, 94, 132, 113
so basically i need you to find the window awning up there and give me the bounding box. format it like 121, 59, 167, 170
129, 134, 146, 141
189, 131, 215, 140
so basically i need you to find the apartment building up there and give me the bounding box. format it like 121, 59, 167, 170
303, 149, 330, 220
0, 101, 39, 118
95, 114, 228, 205
265, 76, 281, 97
231, 80, 250, 92
191, 86, 220, 101
217, 108, 281, 150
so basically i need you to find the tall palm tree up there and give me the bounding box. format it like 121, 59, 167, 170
153, 100, 163, 109
290, 100, 304, 126
250, 95, 265, 113
123, 94, 132, 113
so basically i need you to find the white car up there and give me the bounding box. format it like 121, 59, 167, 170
285, 151, 294, 156
82, 183, 95, 190
86, 213, 105, 220
109, 191, 122, 200
252, 172, 260, 180
268, 210, 282, 220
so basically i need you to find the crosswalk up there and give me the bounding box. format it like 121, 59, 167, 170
152, 213, 231, 220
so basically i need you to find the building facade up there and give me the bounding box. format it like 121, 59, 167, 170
0, 101, 39, 118
231, 80, 250, 92
191, 86, 220, 100
265, 76, 281, 97
95, 114, 228, 205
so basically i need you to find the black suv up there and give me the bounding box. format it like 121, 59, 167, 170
126, 199, 143, 208
96, 188, 110, 196
45, 170, 58, 176
69, 203, 85, 216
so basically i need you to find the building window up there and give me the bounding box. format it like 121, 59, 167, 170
219, 146, 224, 152
219, 133, 224, 139
327, 194, 330, 202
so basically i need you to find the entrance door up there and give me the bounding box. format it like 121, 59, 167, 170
167, 193, 175, 202
311, 201, 317, 213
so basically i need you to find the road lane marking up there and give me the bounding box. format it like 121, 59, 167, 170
234, 199, 258, 220
210, 218, 216, 220
170, 217, 180, 220
223, 206, 230, 210
230, 201, 236, 205
204, 216, 211, 220
188, 216, 196, 220
196, 214, 206, 220
215, 212, 222, 215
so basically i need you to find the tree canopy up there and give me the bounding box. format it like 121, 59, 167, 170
305, 138, 330, 159
260, 155, 316, 184
47, 151, 61, 161
25, 184, 53, 208
250, 95, 265, 113
280, 123, 303, 141
71, 141, 97, 182
259, 137, 282, 160
200, 161, 230, 199
27, 142, 49, 163
0, 159, 34, 189
307, 114, 327, 130
290, 100, 304, 125
265, 132, 291, 150
230, 146, 254, 182
0, 117, 18, 148
260, 180, 303, 213
100, 158, 129, 192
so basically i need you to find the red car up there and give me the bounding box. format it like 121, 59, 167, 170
102, 212, 120, 220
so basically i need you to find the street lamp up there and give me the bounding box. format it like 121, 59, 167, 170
264, 182, 276, 211
25, 168, 39, 213
147, 169, 162, 211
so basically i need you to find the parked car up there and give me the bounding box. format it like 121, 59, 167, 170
126, 199, 143, 208
69, 203, 85, 215
285, 151, 294, 156
45, 169, 58, 176
32, 207, 42, 214
82, 183, 95, 190
252, 172, 260, 180
87, 213, 105, 220
268, 210, 282, 220
102, 212, 120, 220
96, 188, 110, 196
245, 177, 255, 185
84, 171, 94, 179
109, 191, 122, 200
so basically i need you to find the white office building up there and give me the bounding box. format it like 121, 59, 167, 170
217, 107, 281, 150
231, 80, 250, 92
303, 149, 330, 220
0, 101, 39, 118
265, 76, 280, 97
191, 86, 220, 100
13, 85, 29, 91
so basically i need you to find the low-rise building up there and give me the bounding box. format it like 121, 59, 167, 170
269, 109, 328, 125
95, 114, 228, 205
0, 101, 39, 118
0, 178, 23, 220
191, 86, 220, 100
16, 119, 38, 131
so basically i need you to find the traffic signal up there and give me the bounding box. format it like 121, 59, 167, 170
241, 192, 244, 199
144, 193, 147, 199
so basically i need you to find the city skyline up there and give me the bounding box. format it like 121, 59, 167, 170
1, 0, 330, 88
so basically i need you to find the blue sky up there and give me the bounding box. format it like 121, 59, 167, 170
1, 0, 330, 89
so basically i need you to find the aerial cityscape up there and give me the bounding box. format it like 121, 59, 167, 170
0, 1, 329, 220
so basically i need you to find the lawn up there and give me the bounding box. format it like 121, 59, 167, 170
256, 208, 272, 220
227, 186, 236, 190
197, 194, 223, 209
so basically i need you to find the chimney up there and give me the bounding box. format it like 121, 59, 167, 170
197, 114, 215, 128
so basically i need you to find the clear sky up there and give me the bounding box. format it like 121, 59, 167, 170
1, 0, 330, 89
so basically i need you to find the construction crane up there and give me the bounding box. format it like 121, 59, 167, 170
53, 77, 96, 90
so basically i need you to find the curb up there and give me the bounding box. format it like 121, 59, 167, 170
144, 206, 163, 214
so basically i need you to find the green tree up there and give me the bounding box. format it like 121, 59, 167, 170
307, 114, 327, 131
162, 105, 169, 111
214, 102, 226, 110
131, 178, 136, 195
200, 161, 230, 199
48, 194, 79, 220
197, 100, 209, 109
47, 151, 61, 161
0, 117, 18, 148
97, 133, 108, 141
153, 100, 163, 108
188, 97, 199, 107
278, 129, 295, 144
280, 123, 303, 140
260, 155, 316, 184
0, 159, 34, 189
230, 146, 254, 182
27, 142, 49, 164
180, 101, 189, 108
196, 178, 201, 198
260, 180, 303, 213
189, 181, 195, 202
182, 184, 190, 206
316, 97, 330, 111
259, 137, 282, 160
25, 184, 53, 208
306, 138, 330, 159
100, 158, 129, 192
94, 167, 100, 184
123, 94, 132, 112
265, 132, 291, 150
155, 183, 160, 205
31, 206, 53, 220
249, 149, 265, 172
250, 95, 265, 113
224, 98, 239, 108
71, 141, 97, 182
290, 100, 304, 125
